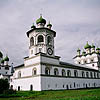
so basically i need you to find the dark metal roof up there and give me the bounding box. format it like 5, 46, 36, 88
60, 61, 98, 71
14, 64, 24, 69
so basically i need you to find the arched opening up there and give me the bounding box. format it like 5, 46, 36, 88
47, 36, 52, 45
30, 37, 34, 46
38, 35, 44, 43
74, 70, 78, 77
67, 70, 71, 77
30, 85, 33, 91
11, 85, 13, 89
54, 68, 59, 76
45, 67, 50, 75
82, 71, 85, 77
62, 69, 66, 76
86, 72, 89, 78
18, 86, 20, 91
18, 71, 21, 78
32, 68, 37, 75
66, 85, 69, 90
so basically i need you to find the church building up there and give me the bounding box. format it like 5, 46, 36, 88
0, 51, 13, 80
10, 16, 100, 91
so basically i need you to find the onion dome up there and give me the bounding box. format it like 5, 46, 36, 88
4, 56, 9, 61
47, 21, 52, 27
91, 44, 95, 48
96, 47, 100, 50
1, 59, 4, 63
82, 51, 86, 56
77, 48, 81, 52
36, 15, 46, 25
0, 51, 3, 58
84, 42, 91, 49
31, 23, 36, 29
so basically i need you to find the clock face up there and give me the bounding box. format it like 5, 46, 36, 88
47, 48, 53, 55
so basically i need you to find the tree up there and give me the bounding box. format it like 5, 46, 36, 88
0, 79, 9, 94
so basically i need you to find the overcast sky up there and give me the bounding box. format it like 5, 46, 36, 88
0, 0, 100, 66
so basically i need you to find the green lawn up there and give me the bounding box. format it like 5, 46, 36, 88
0, 88, 100, 100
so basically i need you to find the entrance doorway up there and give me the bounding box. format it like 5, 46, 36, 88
30, 85, 33, 91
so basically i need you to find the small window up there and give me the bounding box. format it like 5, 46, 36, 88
38, 35, 44, 43
32, 68, 37, 75
92, 64, 94, 67
30, 37, 34, 46
62, 69, 66, 76
45, 67, 50, 75
18, 71, 21, 78
54, 68, 59, 76
47, 36, 52, 45
31, 50, 33, 54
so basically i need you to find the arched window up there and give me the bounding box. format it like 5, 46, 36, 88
67, 70, 71, 77
47, 36, 52, 45
45, 67, 50, 75
62, 69, 66, 76
38, 35, 44, 43
18, 71, 21, 78
90, 72, 93, 78
82, 71, 85, 77
74, 70, 78, 77
54, 68, 59, 76
97, 72, 99, 78
32, 68, 37, 75
30, 37, 34, 46
86, 72, 89, 78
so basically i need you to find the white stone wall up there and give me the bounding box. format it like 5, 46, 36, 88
41, 77, 100, 90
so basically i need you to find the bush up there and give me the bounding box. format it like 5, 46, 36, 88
0, 79, 9, 94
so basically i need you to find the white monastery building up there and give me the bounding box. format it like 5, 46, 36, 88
10, 16, 100, 91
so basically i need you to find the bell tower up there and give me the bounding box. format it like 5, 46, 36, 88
26, 15, 56, 58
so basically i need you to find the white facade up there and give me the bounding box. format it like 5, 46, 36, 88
10, 16, 100, 91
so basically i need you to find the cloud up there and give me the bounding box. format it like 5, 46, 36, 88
0, 0, 100, 66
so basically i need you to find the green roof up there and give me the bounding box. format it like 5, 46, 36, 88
96, 47, 100, 50
4, 56, 9, 61
47, 21, 52, 27
82, 51, 86, 56
91, 44, 95, 48
77, 48, 81, 52
0, 51, 3, 58
36, 15, 46, 24
84, 42, 91, 49
31, 23, 36, 29
1, 59, 4, 63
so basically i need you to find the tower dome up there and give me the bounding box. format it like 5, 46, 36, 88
47, 21, 52, 29
36, 15, 46, 25
91, 44, 95, 48
0, 51, 3, 58
84, 42, 91, 49
4, 56, 9, 61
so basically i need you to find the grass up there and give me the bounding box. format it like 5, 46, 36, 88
0, 88, 100, 100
